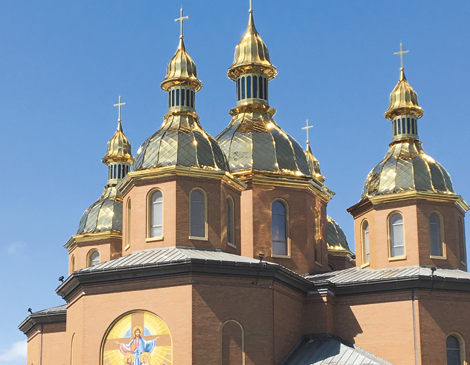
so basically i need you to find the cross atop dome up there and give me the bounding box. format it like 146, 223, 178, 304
394, 43, 409, 69
175, 7, 189, 39
302, 119, 313, 145
114, 96, 126, 122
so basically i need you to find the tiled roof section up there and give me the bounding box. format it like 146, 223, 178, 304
32, 304, 67, 316
306, 266, 470, 285
77, 246, 273, 273
281, 334, 393, 365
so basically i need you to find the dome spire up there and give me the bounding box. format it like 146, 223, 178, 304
302, 119, 324, 182
385, 43, 424, 142
102, 96, 134, 185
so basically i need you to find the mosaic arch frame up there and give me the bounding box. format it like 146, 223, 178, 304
100, 310, 173, 365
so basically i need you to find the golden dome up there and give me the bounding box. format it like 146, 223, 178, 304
384, 68, 424, 120
161, 38, 202, 92
216, 106, 310, 177
102, 120, 134, 165
305, 142, 324, 182
134, 114, 228, 172
362, 140, 454, 198
77, 186, 123, 234
227, 11, 277, 81
327, 216, 353, 255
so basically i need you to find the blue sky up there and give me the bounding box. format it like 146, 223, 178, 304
1, 1, 470, 363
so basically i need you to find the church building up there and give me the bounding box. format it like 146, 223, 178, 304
19, 4, 470, 365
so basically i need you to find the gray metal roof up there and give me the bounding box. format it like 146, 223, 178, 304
306, 266, 470, 285
281, 334, 394, 365
32, 304, 67, 316
78, 246, 274, 273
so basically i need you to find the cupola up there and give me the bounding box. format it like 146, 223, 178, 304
133, 8, 227, 172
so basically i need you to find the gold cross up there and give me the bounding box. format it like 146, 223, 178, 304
175, 7, 189, 39
114, 96, 126, 121
302, 119, 313, 144
394, 43, 409, 69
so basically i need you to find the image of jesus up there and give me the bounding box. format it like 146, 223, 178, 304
117, 327, 157, 365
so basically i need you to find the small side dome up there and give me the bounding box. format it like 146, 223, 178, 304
327, 216, 352, 254
305, 143, 324, 182
77, 186, 122, 234
102, 121, 134, 165
227, 11, 277, 81
385, 69, 424, 120
362, 140, 454, 198
161, 38, 202, 92
133, 115, 228, 172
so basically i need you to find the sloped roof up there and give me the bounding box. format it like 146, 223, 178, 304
281, 334, 393, 365
77, 246, 274, 273
306, 266, 470, 285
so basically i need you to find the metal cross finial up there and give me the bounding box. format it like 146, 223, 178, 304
175, 7, 189, 39
302, 119, 313, 144
114, 96, 126, 121
249, 0, 253, 13
394, 43, 409, 69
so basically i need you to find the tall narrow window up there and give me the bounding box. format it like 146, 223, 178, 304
272, 201, 288, 255
118, 164, 122, 179
402, 118, 406, 135
411, 118, 415, 134
264, 78, 268, 100
168, 93, 171, 109
446, 335, 462, 365
172, 89, 175, 106
241, 77, 246, 99
191, 91, 195, 108
253, 75, 258, 98
88, 250, 100, 267
389, 213, 405, 257
362, 220, 370, 264
186, 89, 190, 107
181, 87, 185, 106
227, 197, 235, 246
176, 89, 180, 106
397, 118, 401, 134
459, 218, 466, 264
149, 191, 163, 238
259, 76, 263, 99
247, 76, 252, 98
190, 189, 206, 237
70, 255, 75, 274
407, 118, 411, 134
126, 198, 131, 247
237, 78, 240, 101
429, 212, 443, 256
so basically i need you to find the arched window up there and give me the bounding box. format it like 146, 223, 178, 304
430, 212, 444, 256
237, 78, 240, 101
172, 89, 175, 106
253, 75, 258, 98
272, 201, 288, 256
247, 76, 252, 98
149, 190, 163, 238
181, 87, 186, 106
446, 334, 464, 365
389, 213, 405, 257
126, 198, 131, 247
259, 76, 263, 99
241, 77, 246, 99
190, 189, 206, 238
458, 218, 466, 265
88, 250, 100, 267
362, 220, 370, 264
227, 197, 235, 247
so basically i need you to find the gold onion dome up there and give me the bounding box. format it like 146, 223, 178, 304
102, 120, 134, 165
227, 10, 277, 81
161, 37, 202, 92
361, 140, 454, 198
133, 115, 229, 171
305, 142, 324, 182
327, 216, 353, 255
384, 68, 424, 120
217, 110, 310, 177
77, 186, 122, 234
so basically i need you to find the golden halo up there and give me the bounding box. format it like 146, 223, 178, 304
140, 352, 151, 362
123, 354, 135, 363
133, 326, 143, 336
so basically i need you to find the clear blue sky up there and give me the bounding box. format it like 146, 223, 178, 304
1, 1, 470, 363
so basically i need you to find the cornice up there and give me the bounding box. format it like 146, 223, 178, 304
65, 231, 122, 251
18, 309, 66, 335
119, 166, 247, 196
